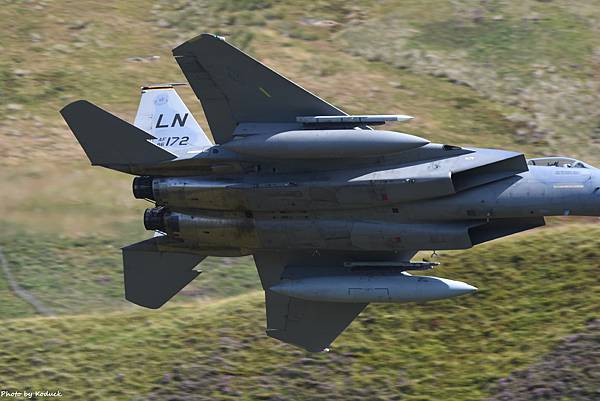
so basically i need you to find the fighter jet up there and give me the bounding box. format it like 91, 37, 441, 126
60, 34, 600, 352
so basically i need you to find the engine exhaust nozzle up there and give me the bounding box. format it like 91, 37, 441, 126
133, 176, 154, 200
144, 207, 166, 231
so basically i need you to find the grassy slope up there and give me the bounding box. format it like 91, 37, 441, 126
0, 263, 36, 319
0, 227, 260, 318
1, 225, 599, 401
486, 318, 600, 401
335, 0, 600, 160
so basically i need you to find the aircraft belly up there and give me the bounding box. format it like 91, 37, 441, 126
255, 219, 475, 251
154, 203, 511, 252
350, 222, 474, 251
256, 220, 323, 249
153, 178, 245, 209
255, 219, 351, 250
151, 178, 458, 211
244, 187, 315, 210
165, 211, 260, 249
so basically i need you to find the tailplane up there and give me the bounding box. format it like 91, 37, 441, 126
60, 100, 176, 169
122, 237, 205, 309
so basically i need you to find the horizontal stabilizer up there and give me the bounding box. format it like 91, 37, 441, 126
122, 237, 204, 309
60, 100, 176, 168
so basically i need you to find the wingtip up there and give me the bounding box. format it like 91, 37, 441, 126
173, 33, 214, 53
172, 33, 227, 55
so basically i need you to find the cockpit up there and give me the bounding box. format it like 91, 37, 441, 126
527, 157, 596, 169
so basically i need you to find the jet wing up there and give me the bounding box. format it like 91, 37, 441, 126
172, 34, 345, 144
253, 251, 373, 352
264, 290, 366, 352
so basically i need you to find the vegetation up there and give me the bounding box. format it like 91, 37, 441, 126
1, 225, 600, 400
0, 228, 260, 318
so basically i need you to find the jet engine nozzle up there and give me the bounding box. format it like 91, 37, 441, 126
144, 207, 167, 231
133, 176, 155, 200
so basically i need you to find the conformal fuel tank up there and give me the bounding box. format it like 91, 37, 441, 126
269, 273, 477, 303
222, 129, 429, 159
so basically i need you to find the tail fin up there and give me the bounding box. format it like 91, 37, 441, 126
133, 84, 213, 153
172, 34, 346, 144
60, 100, 176, 169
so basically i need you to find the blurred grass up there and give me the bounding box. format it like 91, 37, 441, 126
413, 12, 594, 73
0, 262, 37, 319
335, 0, 600, 160
0, 224, 599, 400
0, 225, 260, 318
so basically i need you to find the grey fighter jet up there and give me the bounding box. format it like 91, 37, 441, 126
61, 34, 600, 352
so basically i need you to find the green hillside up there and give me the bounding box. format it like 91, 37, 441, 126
2, 0, 600, 400
0, 227, 260, 318
1, 225, 600, 401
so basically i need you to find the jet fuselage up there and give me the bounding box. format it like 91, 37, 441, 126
138, 147, 600, 256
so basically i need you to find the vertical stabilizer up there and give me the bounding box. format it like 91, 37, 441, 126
134, 84, 213, 153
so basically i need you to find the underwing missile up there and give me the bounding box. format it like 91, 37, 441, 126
296, 114, 414, 124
